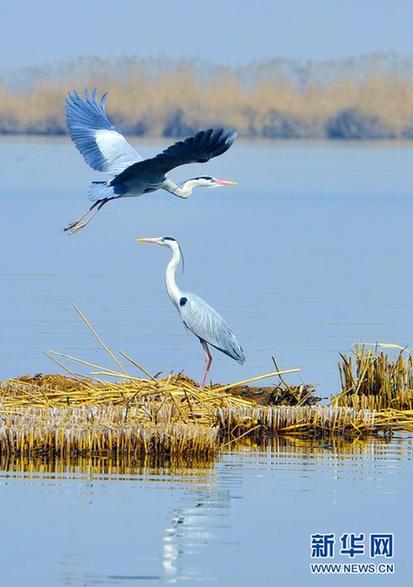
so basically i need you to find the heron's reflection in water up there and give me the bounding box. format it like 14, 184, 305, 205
160, 436, 386, 582
162, 486, 233, 583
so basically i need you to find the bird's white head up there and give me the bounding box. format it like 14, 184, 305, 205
138, 236, 185, 297
137, 236, 184, 269
176, 175, 237, 198
137, 235, 180, 248
186, 176, 237, 190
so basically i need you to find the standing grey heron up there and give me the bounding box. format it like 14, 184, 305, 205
137, 236, 245, 389
64, 89, 238, 232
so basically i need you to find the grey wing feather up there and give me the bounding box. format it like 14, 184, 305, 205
111, 128, 237, 185
65, 89, 143, 174
179, 293, 245, 364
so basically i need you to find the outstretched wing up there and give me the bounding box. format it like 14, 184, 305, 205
65, 89, 143, 174
112, 128, 237, 184
179, 293, 245, 364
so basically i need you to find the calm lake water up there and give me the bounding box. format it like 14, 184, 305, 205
1, 137, 413, 585
0, 436, 411, 586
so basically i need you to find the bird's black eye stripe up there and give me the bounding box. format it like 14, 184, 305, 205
179, 297, 188, 306
163, 236, 176, 241
191, 176, 212, 181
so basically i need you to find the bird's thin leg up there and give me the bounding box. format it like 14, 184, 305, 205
200, 341, 213, 390
64, 198, 113, 234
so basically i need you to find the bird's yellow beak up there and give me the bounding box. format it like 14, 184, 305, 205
214, 178, 238, 186
137, 237, 157, 244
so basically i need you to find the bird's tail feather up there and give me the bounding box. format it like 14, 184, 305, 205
87, 181, 117, 202
211, 338, 245, 365
229, 342, 245, 365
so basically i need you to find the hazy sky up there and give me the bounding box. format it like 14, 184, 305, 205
2, 0, 412, 68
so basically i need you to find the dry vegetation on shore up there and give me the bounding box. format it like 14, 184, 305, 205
0, 367, 412, 460
1, 344, 413, 460
0, 308, 412, 460
2, 54, 413, 139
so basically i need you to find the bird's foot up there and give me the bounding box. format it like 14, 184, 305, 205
63, 219, 87, 234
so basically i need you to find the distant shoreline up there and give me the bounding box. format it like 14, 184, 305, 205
2, 54, 413, 140
1, 125, 413, 141
2, 106, 413, 141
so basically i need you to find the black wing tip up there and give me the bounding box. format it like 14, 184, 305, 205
196, 127, 237, 140
212, 128, 238, 150
192, 127, 237, 160
226, 130, 238, 143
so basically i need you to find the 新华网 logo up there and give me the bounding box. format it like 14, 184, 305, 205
309, 532, 394, 575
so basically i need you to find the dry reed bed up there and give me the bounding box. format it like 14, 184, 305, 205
0, 373, 256, 458
1, 374, 413, 459
218, 405, 413, 440
0, 306, 303, 458
334, 344, 413, 410
1, 312, 413, 459
0, 406, 219, 459
3, 56, 413, 138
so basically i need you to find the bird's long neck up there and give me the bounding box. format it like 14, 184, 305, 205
162, 178, 195, 199
165, 243, 183, 307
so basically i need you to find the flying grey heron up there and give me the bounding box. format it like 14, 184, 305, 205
64, 89, 238, 232
137, 236, 245, 389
